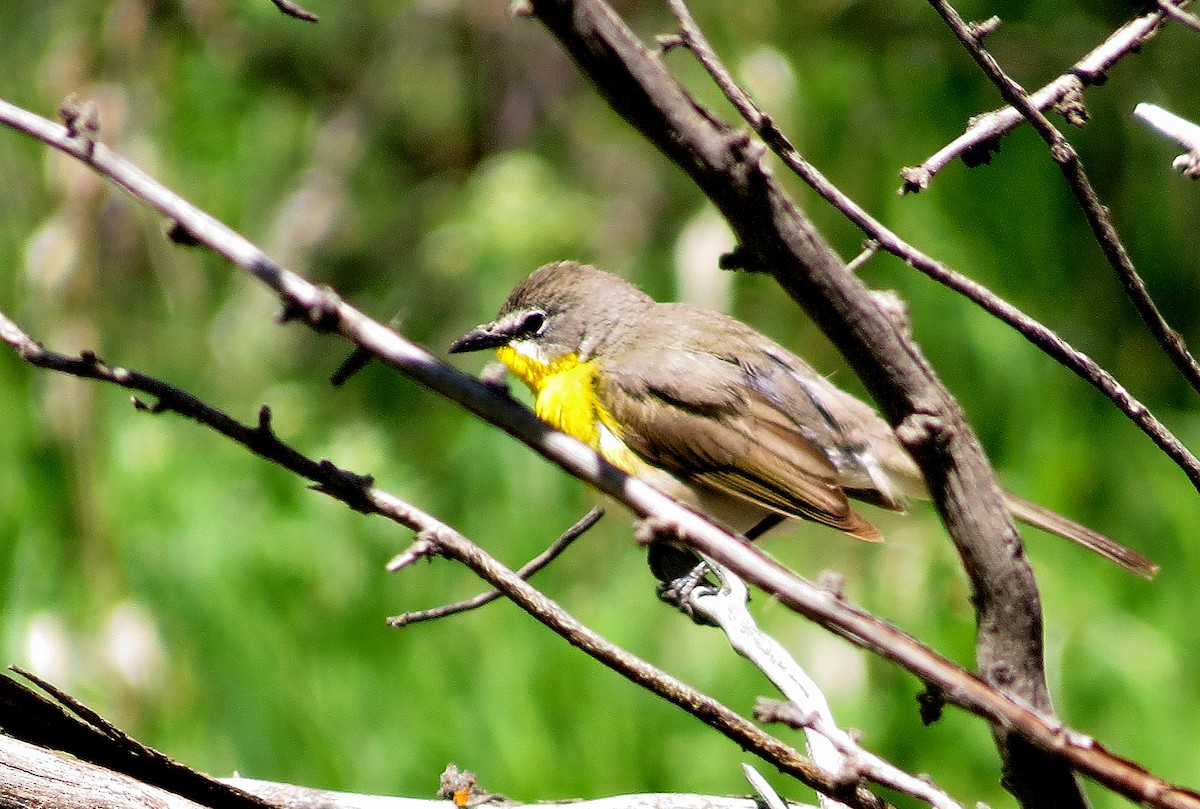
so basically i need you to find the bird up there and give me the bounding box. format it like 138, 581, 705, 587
449, 260, 1157, 578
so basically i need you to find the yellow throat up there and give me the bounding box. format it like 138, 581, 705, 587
494, 345, 642, 473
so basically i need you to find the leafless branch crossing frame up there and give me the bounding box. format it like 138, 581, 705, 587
1, 0, 1196, 806
900, 6, 1182, 190
661, 0, 1200, 493
922, 0, 1200, 402
1, 90, 1195, 806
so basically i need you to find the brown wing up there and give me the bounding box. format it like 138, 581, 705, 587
598, 345, 880, 541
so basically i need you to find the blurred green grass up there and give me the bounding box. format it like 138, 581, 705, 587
2, 1, 1199, 806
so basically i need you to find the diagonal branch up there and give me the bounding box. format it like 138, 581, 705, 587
529, 1, 1074, 804
0, 310, 880, 809
687, 568, 963, 809
1, 94, 1194, 806
387, 506, 604, 627
1157, 0, 1200, 35
926, 0, 1200, 399
901, 7, 1175, 190
662, 0, 1200, 494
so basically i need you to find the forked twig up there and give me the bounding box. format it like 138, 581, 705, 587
1157, 0, 1200, 33
2, 89, 1195, 806
924, 0, 1200, 397
388, 506, 604, 627
901, 7, 1177, 189
686, 566, 964, 809
0, 309, 888, 809
660, 1, 1200, 492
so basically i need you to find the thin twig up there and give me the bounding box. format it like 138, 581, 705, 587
1158, 0, 1200, 33
388, 529, 893, 809
269, 0, 319, 23
3, 301, 1190, 806
0, 311, 887, 809
387, 506, 604, 627
902, 8, 1174, 190
2, 94, 1195, 806
925, 0, 1200, 397
660, 2, 1200, 491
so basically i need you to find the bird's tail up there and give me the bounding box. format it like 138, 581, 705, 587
1003, 492, 1158, 579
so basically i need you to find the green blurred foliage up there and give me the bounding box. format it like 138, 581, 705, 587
1, 0, 1199, 806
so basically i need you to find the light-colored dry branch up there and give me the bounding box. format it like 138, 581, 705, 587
1157, 0, 1200, 33
925, 0, 1200, 396
0, 734, 815, 809
1135, 102, 1200, 178
1, 67, 1195, 809
687, 567, 963, 809
660, 0, 1200, 493
902, 7, 1175, 189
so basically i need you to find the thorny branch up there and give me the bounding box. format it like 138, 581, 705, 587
1, 91, 1194, 804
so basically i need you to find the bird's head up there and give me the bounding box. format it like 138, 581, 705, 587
450, 261, 654, 372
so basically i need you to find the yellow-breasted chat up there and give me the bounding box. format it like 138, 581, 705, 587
450, 261, 1156, 578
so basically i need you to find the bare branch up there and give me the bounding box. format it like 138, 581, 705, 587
926, 0, 1200, 401
902, 8, 1173, 189
0, 312, 887, 809
1157, 0, 1200, 33
0, 671, 273, 809
660, 1, 1200, 493
0, 727, 819, 809
1135, 102, 1200, 178
1, 92, 1192, 804
269, 0, 319, 23
687, 567, 964, 809
390, 528, 891, 809
387, 506, 604, 627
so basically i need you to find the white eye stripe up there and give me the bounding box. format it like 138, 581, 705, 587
508, 338, 549, 363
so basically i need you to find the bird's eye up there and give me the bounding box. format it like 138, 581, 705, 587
520, 310, 548, 337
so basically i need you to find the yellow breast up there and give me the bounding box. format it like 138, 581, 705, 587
494, 345, 644, 474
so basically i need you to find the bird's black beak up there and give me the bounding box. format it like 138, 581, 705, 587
449, 323, 510, 354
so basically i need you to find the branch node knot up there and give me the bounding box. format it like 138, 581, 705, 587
894, 412, 947, 453
165, 220, 203, 247
131, 396, 166, 414
1054, 85, 1090, 128
256, 404, 275, 435
57, 93, 99, 157
386, 530, 445, 573
278, 286, 343, 331
655, 33, 686, 54
898, 165, 931, 194
961, 135, 1002, 168
967, 15, 1002, 42
311, 459, 376, 513
817, 569, 846, 599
